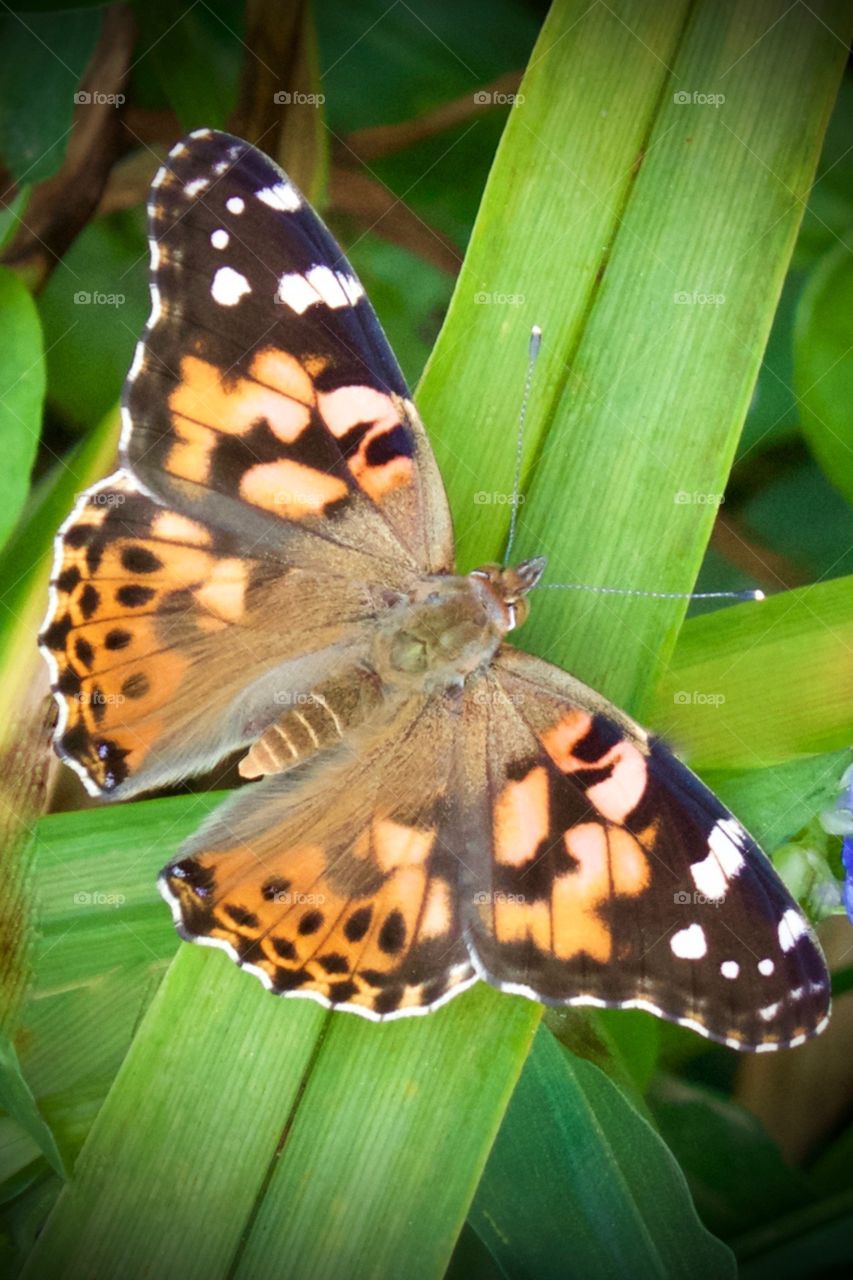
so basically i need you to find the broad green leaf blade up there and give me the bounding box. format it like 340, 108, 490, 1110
794, 239, 853, 505
231, 988, 538, 1280
648, 1075, 814, 1241
19, 951, 327, 1280
0, 267, 44, 554
508, 0, 852, 711
651, 578, 853, 768
22, 3, 851, 1277
469, 1027, 735, 1280
0, 1036, 66, 1179
0, 9, 102, 185
704, 749, 851, 853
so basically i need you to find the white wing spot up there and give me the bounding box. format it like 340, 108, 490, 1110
670, 923, 707, 959
691, 818, 746, 899
758, 958, 775, 976
211, 267, 251, 307
184, 177, 210, 198
227, 196, 245, 215
721, 960, 739, 980
777, 908, 807, 953
210, 229, 229, 250
759, 1001, 781, 1022
256, 182, 301, 211
276, 265, 364, 314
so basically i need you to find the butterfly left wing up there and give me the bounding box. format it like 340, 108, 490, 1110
459, 647, 830, 1052
159, 689, 475, 1018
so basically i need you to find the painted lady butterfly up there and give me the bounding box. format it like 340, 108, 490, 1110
40, 130, 830, 1050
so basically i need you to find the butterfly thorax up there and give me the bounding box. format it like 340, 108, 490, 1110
374, 557, 547, 692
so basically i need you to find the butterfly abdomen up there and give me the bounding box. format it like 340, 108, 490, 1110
238, 665, 383, 778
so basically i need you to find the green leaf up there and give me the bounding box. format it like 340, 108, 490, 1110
130, 0, 244, 133
0, 1036, 66, 1179
648, 1075, 813, 1241
38, 211, 149, 431
0, 267, 44, 554
794, 238, 853, 505
651, 578, 853, 768
469, 1028, 735, 1279
0, 8, 103, 185
703, 748, 851, 852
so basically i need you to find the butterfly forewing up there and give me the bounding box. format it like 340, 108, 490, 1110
125, 129, 453, 571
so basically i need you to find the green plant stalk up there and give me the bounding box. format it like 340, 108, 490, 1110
22, 1, 851, 1277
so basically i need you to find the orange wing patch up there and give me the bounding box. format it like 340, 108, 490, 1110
163, 349, 415, 517
318, 386, 414, 501
541, 709, 648, 822
41, 475, 261, 792
162, 811, 472, 1019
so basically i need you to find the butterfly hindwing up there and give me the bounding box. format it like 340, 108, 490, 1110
41, 472, 391, 797
125, 129, 453, 573
460, 648, 830, 1051
160, 691, 475, 1018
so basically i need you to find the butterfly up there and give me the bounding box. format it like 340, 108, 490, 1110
40, 128, 831, 1050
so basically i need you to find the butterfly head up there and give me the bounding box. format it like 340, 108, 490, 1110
469, 556, 547, 630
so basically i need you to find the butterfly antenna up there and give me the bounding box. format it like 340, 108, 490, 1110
540, 582, 765, 603
503, 324, 542, 565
